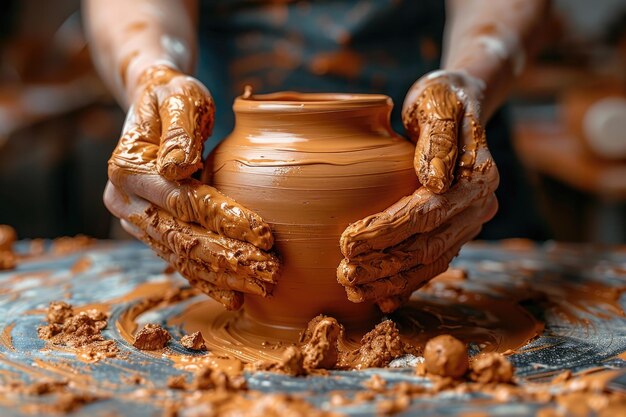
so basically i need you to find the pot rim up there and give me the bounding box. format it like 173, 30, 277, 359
234, 91, 392, 113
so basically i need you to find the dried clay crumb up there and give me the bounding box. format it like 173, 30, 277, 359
1, 379, 69, 396
0, 224, 17, 251
167, 375, 187, 390
253, 318, 415, 376
340, 320, 411, 369
0, 250, 17, 270
180, 331, 206, 351
122, 374, 144, 386
254, 314, 344, 375
167, 367, 246, 391
6, 378, 101, 415
325, 338, 624, 416
191, 366, 247, 391
300, 315, 343, 370
39, 392, 100, 414
469, 352, 514, 384
362, 374, 387, 392
29, 239, 46, 256
551, 370, 572, 385
133, 323, 171, 350
37, 301, 118, 360
50, 235, 95, 255
423, 334, 469, 379
252, 346, 306, 377
0, 224, 17, 270
377, 394, 411, 415
340, 371, 626, 416
47, 301, 74, 324
169, 391, 338, 417
419, 334, 514, 384
71, 257, 92, 274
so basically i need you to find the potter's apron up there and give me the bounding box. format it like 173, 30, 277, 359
196, 0, 548, 239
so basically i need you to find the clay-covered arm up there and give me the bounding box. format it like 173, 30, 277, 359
442, 0, 548, 122
401, 0, 549, 195
339, 0, 549, 312
83, 2, 279, 310
82, 0, 198, 108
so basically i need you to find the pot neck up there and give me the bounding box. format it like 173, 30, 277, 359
231, 92, 396, 137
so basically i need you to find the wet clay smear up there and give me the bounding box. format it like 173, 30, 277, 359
1, 241, 626, 416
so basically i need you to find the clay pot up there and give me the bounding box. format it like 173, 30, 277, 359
206, 92, 418, 329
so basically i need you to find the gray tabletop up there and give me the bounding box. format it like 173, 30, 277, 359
1, 241, 625, 416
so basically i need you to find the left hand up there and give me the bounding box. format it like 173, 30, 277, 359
337, 70, 499, 313
104, 65, 279, 311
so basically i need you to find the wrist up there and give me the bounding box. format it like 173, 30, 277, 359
404, 70, 486, 120
425, 70, 485, 96
123, 56, 181, 105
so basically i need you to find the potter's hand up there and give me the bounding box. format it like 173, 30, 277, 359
338, 71, 499, 313
103, 65, 280, 310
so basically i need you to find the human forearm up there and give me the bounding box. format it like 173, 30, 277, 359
443, 0, 549, 122
82, 0, 198, 108
355, 1, 543, 309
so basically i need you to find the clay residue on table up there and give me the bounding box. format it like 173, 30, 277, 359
0, 251, 17, 271
338, 320, 414, 370
180, 331, 207, 351
185, 366, 247, 392
300, 315, 343, 370
2, 241, 626, 416
0, 225, 17, 252
361, 367, 626, 417
37, 301, 119, 362
0, 225, 17, 271
343, 335, 622, 416
164, 260, 544, 366
469, 352, 515, 384
166, 391, 341, 417
0, 233, 99, 268
422, 334, 469, 379
417, 334, 513, 386
1, 379, 102, 415
252, 317, 415, 374
132, 323, 171, 350
23, 392, 101, 415
252, 346, 307, 377
49, 235, 95, 255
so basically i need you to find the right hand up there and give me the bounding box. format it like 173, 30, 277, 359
103, 65, 280, 310
338, 71, 499, 313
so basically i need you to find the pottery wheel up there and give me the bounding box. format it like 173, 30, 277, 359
1, 240, 626, 416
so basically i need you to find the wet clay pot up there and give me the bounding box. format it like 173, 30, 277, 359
207, 92, 418, 329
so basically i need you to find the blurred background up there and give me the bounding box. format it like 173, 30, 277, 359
0, 0, 625, 243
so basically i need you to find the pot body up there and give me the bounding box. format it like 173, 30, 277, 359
207, 92, 418, 329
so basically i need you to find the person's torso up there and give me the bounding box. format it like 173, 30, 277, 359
197, 0, 445, 141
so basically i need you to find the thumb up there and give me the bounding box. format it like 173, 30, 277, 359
404, 83, 462, 194
157, 80, 215, 181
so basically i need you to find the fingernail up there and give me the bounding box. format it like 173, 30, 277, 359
427, 157, 448, 193
426, 178, 445, 194
161, 148, 187, 166
159, 147, 201, 179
